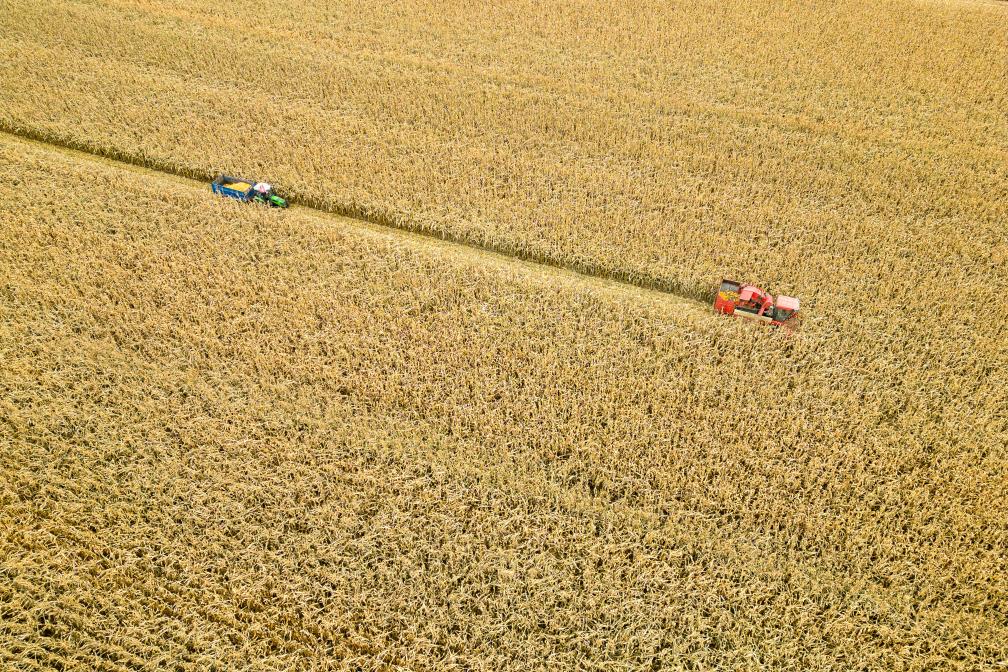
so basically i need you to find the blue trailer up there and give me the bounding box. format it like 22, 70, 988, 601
211, 174, 288, 208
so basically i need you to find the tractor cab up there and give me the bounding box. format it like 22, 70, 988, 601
252, 182, 288, 208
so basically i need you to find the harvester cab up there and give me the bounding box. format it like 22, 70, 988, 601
773, 295, 800, 324
714, 279, 800, 328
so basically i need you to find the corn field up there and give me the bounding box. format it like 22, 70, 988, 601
1, 0, 1006, 669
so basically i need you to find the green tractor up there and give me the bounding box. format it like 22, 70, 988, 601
211, 174, 289, 208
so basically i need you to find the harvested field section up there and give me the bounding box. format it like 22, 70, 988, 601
2, 0, 1005, 306
2, 137, 1006, 670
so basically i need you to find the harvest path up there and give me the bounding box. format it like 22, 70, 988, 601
2, 127, 710, 315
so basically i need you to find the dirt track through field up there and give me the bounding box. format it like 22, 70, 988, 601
2, 125, 713, 314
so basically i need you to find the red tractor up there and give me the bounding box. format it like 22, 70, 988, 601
713, 279, 800, 328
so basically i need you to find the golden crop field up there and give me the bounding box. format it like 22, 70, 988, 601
1, 0, 1006, 669
3, 0, 1006, 305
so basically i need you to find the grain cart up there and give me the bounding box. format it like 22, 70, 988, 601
211, 174, 288, 208
713, 279, 800, 328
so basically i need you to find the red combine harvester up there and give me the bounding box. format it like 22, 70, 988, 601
713, 279, 800, 328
